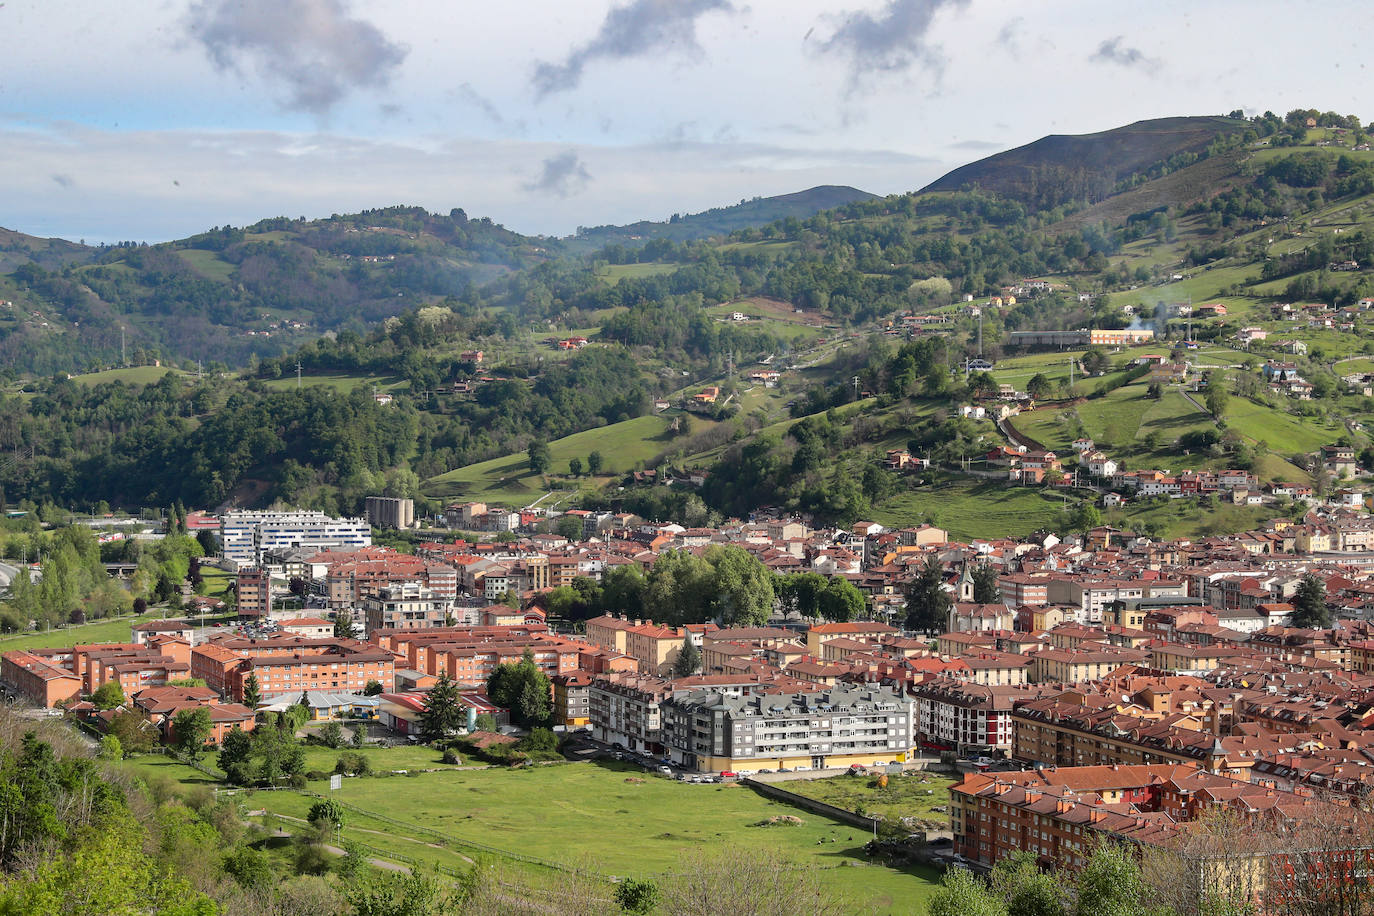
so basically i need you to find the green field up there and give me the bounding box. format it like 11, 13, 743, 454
69, 366, 189, 386
1106, 498, 1287, 540
258, 373, 409, 393
873, 479, 1074, 540
176, 249, 235, 282
1222, 396, 1339, 456
1013, 381, 1209, 453
119, 753, 223, 789
424, 413, 713, 504
199, 567, 233, 602
0, 613, 141, 651
783, 770, 957, 833
295, 741, 456, 775
1011, 379, 1317, 481
249, 761, 940, 912
600, 262, 679, 285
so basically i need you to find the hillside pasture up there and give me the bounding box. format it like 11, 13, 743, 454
423, 413, 710, 504
873, 479, 1073, 540
175, 249, 235, 282
69, 366, 190, 386
257, 373, 408, 393
600, 262, 679, 285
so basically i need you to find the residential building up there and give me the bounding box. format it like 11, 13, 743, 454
660, 683, 916, 773
220, 510, 371, 565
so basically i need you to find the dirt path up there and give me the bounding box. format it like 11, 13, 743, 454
267, 825, 410, 873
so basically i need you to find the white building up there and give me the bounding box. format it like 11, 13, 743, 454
220, 511, 371, 565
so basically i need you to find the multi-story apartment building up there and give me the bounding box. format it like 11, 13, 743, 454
551, 671, 592, 728
912, 678, 1055, 754
362, 582, 452, 635
660, 684, 915, 772
191, 636, 394, 701
220, 511, 370, 565
1, 650, 82, 706
236, 567, 271, 618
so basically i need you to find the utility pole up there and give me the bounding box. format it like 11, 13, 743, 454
296, 362, 303, 390
852, 375, 861, 400
120, 326, 126, 367
978, 311, 984, 357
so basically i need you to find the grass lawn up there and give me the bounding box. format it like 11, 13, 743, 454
69, 366, 189, 386
198, 567, 233, 602
424, 413, 715, 504
0, 613, 143, 651
250, 760, 940, 913
296, 741, 456, 775
119, 753, 223, 788
783, 770, 957, 833
257, 373, 408, 394
873, 479, 1075, 540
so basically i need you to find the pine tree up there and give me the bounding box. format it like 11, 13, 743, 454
1291, 572, 1330, 628
971, 562, 1002, 605
242, 672, 262, 708
418, 671, 465, 742
334, 614, 359, 640
905, 555, 952, 635
673, 637, 701, 677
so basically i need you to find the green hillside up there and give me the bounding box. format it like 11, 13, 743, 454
5, 108, 1373, 521
567, 185, 877, 252
424, 412, 721, 505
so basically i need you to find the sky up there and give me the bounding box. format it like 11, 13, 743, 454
1, 0, 1368, 244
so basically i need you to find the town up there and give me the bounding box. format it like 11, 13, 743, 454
6, 498, 1374, 911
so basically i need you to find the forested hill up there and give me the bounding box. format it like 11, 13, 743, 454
0, 186, 875, 375
565, 185, 877, 252
0, 206, 551, 375
922, 115, 1246, 209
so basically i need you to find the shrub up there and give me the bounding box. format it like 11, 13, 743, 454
305, 770, 328, 782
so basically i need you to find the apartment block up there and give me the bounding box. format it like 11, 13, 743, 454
660, 683, 915, 773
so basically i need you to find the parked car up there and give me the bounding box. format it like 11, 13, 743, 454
719, 771, 737, 779
658, 766, 672, 776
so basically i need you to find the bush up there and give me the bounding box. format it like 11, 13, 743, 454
305, 770, 328, 782
441, 749, 461, 765
335, 752, 370, 776
319, 721, 343, 749
519, 727, 558, 753
292, 841, 332, 876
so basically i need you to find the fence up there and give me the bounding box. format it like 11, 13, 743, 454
742, 778, 883, 832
